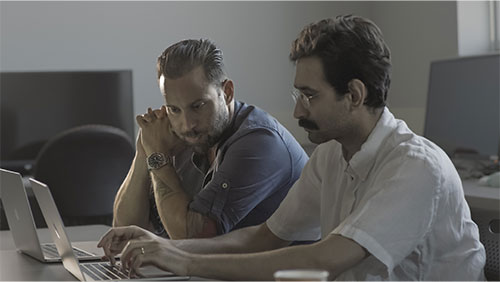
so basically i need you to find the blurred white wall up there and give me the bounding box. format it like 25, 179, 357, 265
370, 1, 458, 134
0, 1, 459, 143
457, 1, 492, 56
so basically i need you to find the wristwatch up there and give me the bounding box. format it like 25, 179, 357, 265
146, 152, 173, 170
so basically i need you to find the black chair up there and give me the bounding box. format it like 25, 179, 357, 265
33, 124, 134, 226
471, 208, 500, 281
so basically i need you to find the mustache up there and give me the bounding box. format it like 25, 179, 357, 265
298, 119, 319, 130
181, 131, 200, 138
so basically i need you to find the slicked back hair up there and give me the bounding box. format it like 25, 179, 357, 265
157, 39, 226, 85
290, 15, 392, 108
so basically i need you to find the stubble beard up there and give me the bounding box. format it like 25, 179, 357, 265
190, 103, 230, 154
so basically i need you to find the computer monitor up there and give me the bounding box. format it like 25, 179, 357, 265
0, 70, 134, 173
424, 54, 500, 159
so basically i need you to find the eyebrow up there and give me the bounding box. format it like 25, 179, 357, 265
165, 98, 206, 108
293, 85, 319, 93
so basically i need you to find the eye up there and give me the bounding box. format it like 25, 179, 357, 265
303, 91, 317, 100
167, 106, 180, 114
192, 101, 206, 110
307, 94, 318, 100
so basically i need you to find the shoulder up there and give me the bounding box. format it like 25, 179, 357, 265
301, 140, 343, 179
231, 101, 285, 137
226, 101, 306, 154
378, 119, 460, 192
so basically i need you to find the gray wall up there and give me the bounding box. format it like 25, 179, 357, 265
370, 1, 458, 134
0, 1, 458, 144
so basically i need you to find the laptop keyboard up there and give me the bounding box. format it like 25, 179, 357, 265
42, 243, 94, 259
81, 262, 129, 280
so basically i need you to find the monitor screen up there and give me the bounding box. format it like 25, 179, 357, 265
0, 71, 134, 165
424, 54, 500, 158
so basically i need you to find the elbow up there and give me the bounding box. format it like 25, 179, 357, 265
308, 235, 368, 279
185, 214, 218, 239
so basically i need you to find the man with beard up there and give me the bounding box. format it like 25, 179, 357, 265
112, 39, 309, 239
100, 16, 485, 281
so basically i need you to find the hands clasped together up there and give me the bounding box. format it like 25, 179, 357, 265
97, 226, 190, 278
135, 106, 185, 157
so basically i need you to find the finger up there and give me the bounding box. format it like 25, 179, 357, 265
153, 108, 163, 119
136, 115, 147, 128
101, 255, 117, 267
161, 105, 167, 117
98, 227, 132, 264
121, 241, 141, 272
147, 108, 156, 121
110, 253, 117, 266
142, 113, 153, 123
128, 254, 144, 278
97, 227, 114, 248
97, 229, 116, 260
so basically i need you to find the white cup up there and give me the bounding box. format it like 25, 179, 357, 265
273, 269, 330, 281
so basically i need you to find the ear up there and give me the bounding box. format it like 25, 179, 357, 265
222, 79, 234, 105
347, 79, 367, 109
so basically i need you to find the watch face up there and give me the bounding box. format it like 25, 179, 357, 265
148, 152, 167, 169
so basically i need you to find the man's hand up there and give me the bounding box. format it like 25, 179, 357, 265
97, 225, 190, 278
97, 225, 156, 266
136, 106, 184, 156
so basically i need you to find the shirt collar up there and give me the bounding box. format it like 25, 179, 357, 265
190, 101, 243, 172
216, 100, 242, 150
348, 107, 398, 181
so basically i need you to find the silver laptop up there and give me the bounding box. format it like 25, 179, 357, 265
0, 168, 103, 262
30, 178, 190, 281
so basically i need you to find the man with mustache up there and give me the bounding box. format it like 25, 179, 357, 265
100, 15, 485, 280
112, 39, 308, 239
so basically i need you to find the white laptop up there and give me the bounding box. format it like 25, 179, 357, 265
0, 168, 103, 262
30, 178, 190, 281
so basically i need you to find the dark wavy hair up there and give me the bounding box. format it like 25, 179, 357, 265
290, 15, 392, 108
157, 39, 226, 84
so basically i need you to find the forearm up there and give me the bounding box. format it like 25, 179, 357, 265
186, 234, 366, 281
150, 165, 192, 239
113, 155, 151, 228
172, 223, 290, 254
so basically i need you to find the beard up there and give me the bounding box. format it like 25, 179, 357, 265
180, 101, 231, 154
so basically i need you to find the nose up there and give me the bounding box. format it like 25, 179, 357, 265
180, 112, 198, 133
293, 100, 308, 120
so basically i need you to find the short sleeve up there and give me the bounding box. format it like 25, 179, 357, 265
266, 146, 324, 241
189, 129, 298, 234
332, 155, 442, 272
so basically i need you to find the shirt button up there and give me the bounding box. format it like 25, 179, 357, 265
221, 183, 228, 189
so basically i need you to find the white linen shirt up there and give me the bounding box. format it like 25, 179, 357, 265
266, 108, 486, 281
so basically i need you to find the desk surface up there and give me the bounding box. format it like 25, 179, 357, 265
0, 225, 111, 281
462, 179, 500, 212
0, 225, 204, 281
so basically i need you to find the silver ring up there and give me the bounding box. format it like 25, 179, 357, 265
140, 247, 145, 255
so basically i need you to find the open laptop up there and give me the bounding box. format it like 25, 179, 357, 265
0, 168, 103, 262
30, 178, 190, 281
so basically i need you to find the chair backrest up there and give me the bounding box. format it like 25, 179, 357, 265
471, 208, 500, 281
33, 124, 134, 226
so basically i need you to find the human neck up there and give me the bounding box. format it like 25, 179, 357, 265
207, 146, 218, 164
341, 108, 383, 162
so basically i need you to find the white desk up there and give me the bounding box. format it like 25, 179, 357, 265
462, 179, 500, 213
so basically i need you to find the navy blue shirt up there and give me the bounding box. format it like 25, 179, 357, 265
151, 101, 308, 235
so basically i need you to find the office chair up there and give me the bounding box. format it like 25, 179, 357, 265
471, 208, 500, 281
33, 124, 134, 226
